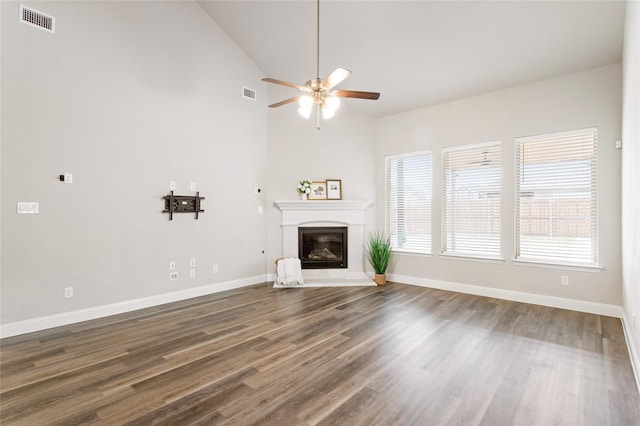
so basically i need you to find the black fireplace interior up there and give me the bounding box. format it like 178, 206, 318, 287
298, 227, 348, 269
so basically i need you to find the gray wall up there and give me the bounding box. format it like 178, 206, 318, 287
1, 1, 268, 324
375, 64, 622, 306
622, 0, 640, 381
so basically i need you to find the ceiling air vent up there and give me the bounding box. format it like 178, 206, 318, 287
243, 87, 256, 101
20, 5, 55, 33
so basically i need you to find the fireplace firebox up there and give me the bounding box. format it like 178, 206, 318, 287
298, 227, 348, 269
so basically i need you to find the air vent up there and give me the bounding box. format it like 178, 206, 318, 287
20, 5, 55, 33
243, 87, 256, 101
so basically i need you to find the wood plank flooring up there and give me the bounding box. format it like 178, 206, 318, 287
1, 282, 639, 425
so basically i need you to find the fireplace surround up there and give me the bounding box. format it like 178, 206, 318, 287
275, 200, 372, 281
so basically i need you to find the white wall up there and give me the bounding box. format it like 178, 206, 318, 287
266, 87, 377, 273
622, 0, 640, 384
376, 64, 622, 308
1, 1, 268, 326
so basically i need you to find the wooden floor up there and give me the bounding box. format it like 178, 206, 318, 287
1, 282, 639, 425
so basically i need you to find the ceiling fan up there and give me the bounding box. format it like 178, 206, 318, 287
261, 0, 380, 129
471, 151, 493, 167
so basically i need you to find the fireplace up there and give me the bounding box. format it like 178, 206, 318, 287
299, 227, 348, 269
275, 200, 372, 280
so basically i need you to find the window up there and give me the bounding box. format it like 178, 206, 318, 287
515, 128, 598, 266
385, 152, 432, 254
442, 142, 502, 258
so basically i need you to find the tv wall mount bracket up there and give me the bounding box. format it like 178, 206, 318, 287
162, 191, 204, 220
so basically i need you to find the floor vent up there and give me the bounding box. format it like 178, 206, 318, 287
243, 87, 256, 101
20, 5, 55, 33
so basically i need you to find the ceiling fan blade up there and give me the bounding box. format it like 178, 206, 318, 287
268, 97, 300, 108
322, 68, 351, 90
262, 78, 306, 91
334, 90, 380, 100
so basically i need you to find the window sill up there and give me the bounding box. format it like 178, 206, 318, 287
391, 249, 432, 258
440, 253, 505, 264
512, 258, 603, 273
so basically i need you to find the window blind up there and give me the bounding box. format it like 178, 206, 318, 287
442, 142, 502, 258
515, 128, 598, 265
385, 152, 432, 254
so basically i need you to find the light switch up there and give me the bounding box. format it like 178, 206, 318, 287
17, 202, 39, 214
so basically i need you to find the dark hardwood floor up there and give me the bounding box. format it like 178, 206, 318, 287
1, 282, 639, 425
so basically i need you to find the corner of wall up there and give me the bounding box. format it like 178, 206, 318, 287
621, 0, 640, 394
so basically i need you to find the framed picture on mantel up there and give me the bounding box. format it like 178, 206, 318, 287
326, 179, 342, 200
309, 181, 327, 200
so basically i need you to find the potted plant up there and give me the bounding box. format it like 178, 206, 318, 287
297, 179, 312, 200
367, 231, 392, 285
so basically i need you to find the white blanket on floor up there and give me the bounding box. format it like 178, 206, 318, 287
276, 258, 304, 286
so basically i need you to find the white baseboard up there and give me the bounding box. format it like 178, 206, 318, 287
621, 310, 640, 394
388, 273, 624, 318
0, 275, 268, 339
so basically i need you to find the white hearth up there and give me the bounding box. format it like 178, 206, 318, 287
274, 200, 373, 281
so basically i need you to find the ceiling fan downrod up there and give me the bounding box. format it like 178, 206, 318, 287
316, 0, 320, 80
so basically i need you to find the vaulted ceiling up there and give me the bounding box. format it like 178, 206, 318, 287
199, 1, 626, 118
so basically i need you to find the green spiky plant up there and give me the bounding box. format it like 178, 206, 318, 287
367, 231, 392, 275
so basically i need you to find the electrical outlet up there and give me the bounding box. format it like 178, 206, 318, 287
63, 173, 73, 184
560, 275, 569, 286
169, 272, 178, 280
190, 258, 196, 267
190, 182, 196, 191
169, 181, 176, 190
212, 265, 218, 274
190, 269, 196, 278
64, 287, 74, 299
169, 261, 176, 270
254, 187, 261, 195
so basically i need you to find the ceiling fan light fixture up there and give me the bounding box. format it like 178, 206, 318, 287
298, 95, 313, 118
321, 96, 340, 119
325, 96, 340, 110
321, 106, 335, 120
298, 106, 313, 119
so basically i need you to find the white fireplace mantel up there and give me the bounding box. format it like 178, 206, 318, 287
274, 200, 373, 280
275, 200, 372, 225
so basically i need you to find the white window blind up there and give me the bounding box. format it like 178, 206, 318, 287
442, 142, 502, 258
385, 152, 432, 254
515, 128, 598, 266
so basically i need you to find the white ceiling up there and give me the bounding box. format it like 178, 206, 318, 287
198, 0, 626, 118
